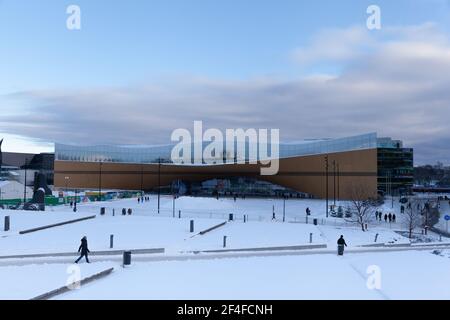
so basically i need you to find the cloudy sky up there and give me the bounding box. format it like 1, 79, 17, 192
0, 0, 449, 164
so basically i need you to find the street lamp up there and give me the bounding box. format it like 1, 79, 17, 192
325, 155, 329, 218
98, 161, 103, 202
333, 160, 337, 206
158, 158, 161, 214
23, 158, 28, 204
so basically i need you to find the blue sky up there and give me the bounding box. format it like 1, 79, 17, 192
0, 0, 449, 164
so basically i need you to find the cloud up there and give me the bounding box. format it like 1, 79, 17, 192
1, 24, 449, 165
291, 26, 376, 66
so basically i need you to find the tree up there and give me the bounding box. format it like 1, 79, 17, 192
404, 200, 424, 239
345, 183, 377, 232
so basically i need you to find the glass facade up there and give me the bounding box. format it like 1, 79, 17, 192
377, 147, 414, 195
55, 133, 378, 164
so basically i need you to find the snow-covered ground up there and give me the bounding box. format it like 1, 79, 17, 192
0, 195, 448, 300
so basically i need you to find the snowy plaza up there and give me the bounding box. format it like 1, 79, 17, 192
1, 195, 450, 300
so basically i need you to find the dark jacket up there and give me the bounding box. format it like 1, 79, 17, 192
337, 238, 347, 246
78, 238, 90, 254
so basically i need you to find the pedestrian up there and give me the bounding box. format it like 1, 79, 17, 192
138, 197, 140, 204
388, 213, 392, 223
337, 235, 347, 256
393, 214, 396, 223
384, 214, 388, 222
75, 236, 90, 264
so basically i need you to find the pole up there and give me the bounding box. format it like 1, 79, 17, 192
140, 165, 144, 197
333, 160, 336, 206
99, 161, 102, 202
283, 197, 286, 223
158, 159, 161, 214
173, 195, 175, 218
326, 156, 328, 216
337, 162, 340, 202
23, 158, 28, 204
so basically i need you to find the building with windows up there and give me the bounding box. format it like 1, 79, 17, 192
53, 133, 414, 200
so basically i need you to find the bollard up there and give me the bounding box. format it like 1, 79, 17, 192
309, 233, 313, 244
365, 224, 368, 231
122, 208, 126, 216
179, 210, 181, 219
100, 207, 106, 215
4, 216, 10, 232
229, 213, 234, 222
313, 218, 318, 226
374, 233, 379, 243
112, 209, 115, 216
190, 220, 194, 233
223, 236, 227, 248
123, 251, 132, 267
244, 215, 246, 223
306, 216, 308, 224
110, 234, 114, 249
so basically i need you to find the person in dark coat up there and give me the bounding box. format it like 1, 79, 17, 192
388, 213, 392, 222
75, 236, 90, 264
337, 235, 347, 256
392, 214, 396, 223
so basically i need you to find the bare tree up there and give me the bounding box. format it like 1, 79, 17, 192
403, 200, 424, 239
345, 183, 377, 232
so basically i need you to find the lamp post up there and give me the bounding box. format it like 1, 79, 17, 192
325, 155, 329, 218
98, 161, 103, 202
140, 164, 144, 197
283, 196, 286, 223
337, 162, 340, 202
333, 160, 336, 206
158, 158, 161, 214
23, 158, 28, 204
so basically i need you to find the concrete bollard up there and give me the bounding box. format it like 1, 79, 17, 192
306, 216, 308, 224
4, 216, 10, 232
179, 210, 181, 219
100, 207, 106, 215
110, 234, 114, 249
374, 233, 379, 243
223, 236, 227, 248
190, 220, 194, 233
244, 215, 246, 223
310, 233, 313, 244
112, 209, 115, 216
229, 213, 234, 221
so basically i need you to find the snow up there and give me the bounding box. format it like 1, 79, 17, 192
54, 250, 450, 300
0, 195, 448, 300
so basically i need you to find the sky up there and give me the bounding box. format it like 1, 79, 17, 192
0, 0, 449, 164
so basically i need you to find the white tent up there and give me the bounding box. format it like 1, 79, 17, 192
0, 180, 34, 201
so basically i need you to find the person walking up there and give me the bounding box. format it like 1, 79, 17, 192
337, 235, 347, 256
388, 213, 392, 223
392, 214, 396, 223
384, 214, 388, 222
75, 236, 90, 264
